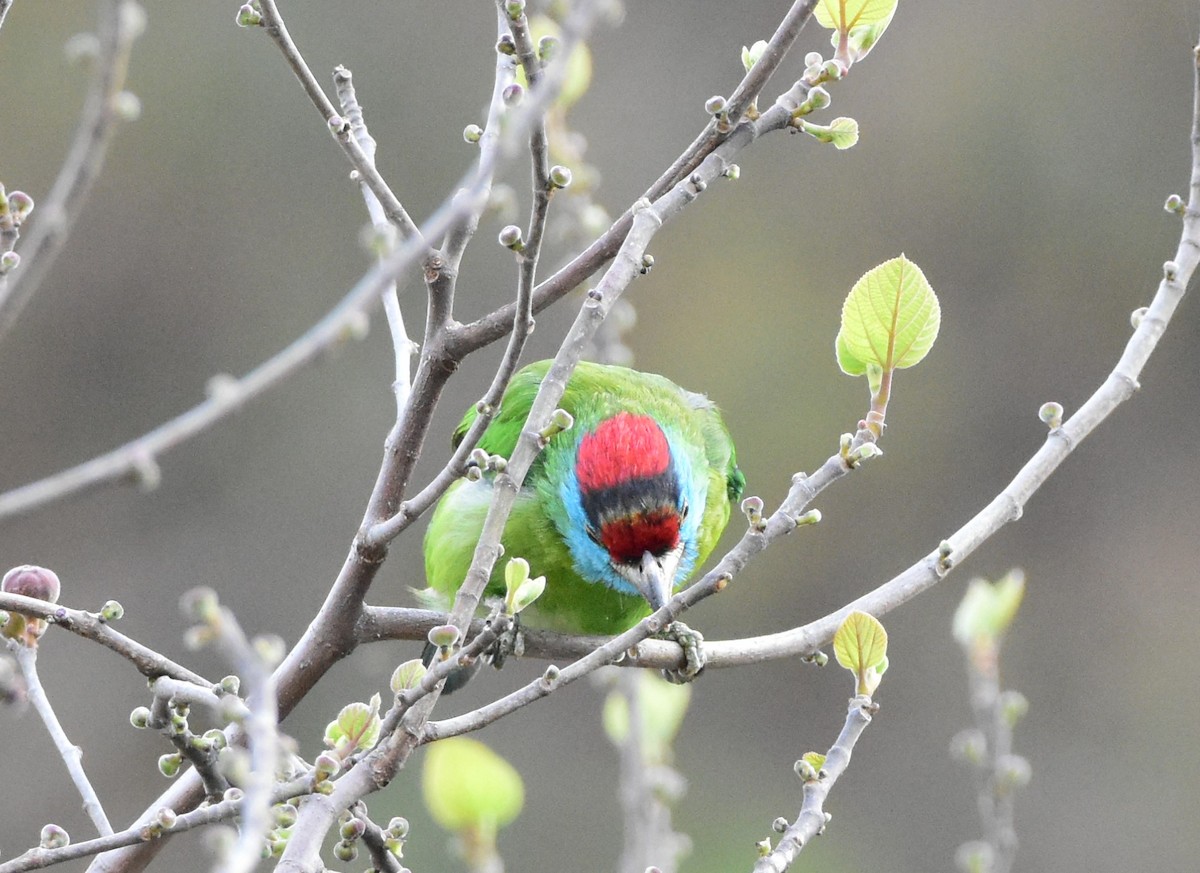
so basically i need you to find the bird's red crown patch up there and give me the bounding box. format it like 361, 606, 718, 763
575, 412, 671, 492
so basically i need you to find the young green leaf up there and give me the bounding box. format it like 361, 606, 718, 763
323, 694, 382, 753
835, 254, 940, 379
952, 570, 1026, 647
833, 611, 889, 696
602, 672, 692, 765
814, 0, 898, 61
422, 737, 524, 839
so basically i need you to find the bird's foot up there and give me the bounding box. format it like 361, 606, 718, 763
488, 611, 524, 671
657, 620, 706, 684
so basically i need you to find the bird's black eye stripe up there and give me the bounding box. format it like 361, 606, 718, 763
681, 498, 689, 519
586, 525, 601, 545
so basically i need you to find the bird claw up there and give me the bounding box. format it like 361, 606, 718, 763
489, 612, 524, 670
658, 620, 706, 684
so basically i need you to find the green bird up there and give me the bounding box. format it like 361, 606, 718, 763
422, 360, 744, 679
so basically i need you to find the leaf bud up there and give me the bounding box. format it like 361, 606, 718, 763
772, 816, 789, 833
498, 224, 524, 250
155, 808, 178, 830
99, 600, 124, 621
314, 751, 341, 782
390, 658, 427, 694
180, 586, 220, 622
236, 4, 263, 27
3, 565, 61, 603
955, 840, 994, 873
1038, 401, 1063, 429
427, 624, 460, 650
274, 803, 298, 827
339, 817, 366, 840
949, 728, 987, 765
541, 664, 560, 685
223, 787, 245, 803
220, 674, 241, 695
741, 495, 766, 531
549, 164, 573, 189
7, 190, 34, 220
39, 824, 70, 850
723, 163, 740, 181
1163, 260, 1179, 280
539, 407, 574, 440
386, 816, 410, 838
1130, 306, 1148, 328
742, 40, 770, 72
502, 83, 524, 106
333, 840, 358, 862
793, 758, 818, 781
756, 839, 772, 857
1164, 193, 1185, 214
996, 753, 1031, 791
999, 689, 1029, 727
795, 509, 821, 526
130, 706, 152, 728
465, 465, 483, 482
463, 123, 483, 143
158, 752, 183, 778
497, 33, 517, 55
704, 95, 727, 116
64, 33, 101, 63
505, 0, 526, 18
538, 35, 560, 61
112, 91, 142, 121
0, 251, 20, 274
253, 633, 287, 667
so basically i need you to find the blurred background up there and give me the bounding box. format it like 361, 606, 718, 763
2, 1, 1199, 871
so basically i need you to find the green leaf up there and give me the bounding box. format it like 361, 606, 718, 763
827, 116, 859, 149
324, 694, 382, 753
814, 0, 898, 60
952, 571, 1026, 646
835, 254, 940, 378
422, 738, 524, 836
390, 659, 428, 694
602, 673, 692, 765
742, 39, 769, 72
833, 611, 888, 695
802, 751, 827, 771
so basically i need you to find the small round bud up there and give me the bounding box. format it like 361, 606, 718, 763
793, 758, 818, 781
274, 803, 298, 827
158, 753, 183, 778
427, 624, 461, 650
7, 190, 34, 219
223, 787, 245, 803
949, 728, 987, 765
463, 123, 483, 143
955, 840, 994, 873
772, 817, 789, 833
497, 34, 517, 55
804, 51, 823, 67
3, 565, 61, 603
386, 816, 410, 838
465, 466, 483, 482
723, 163, 740, 181
252, 634, 287, 667
1165, 193, 1185, 214
498, 224, 524, 249
155, 808, 178, 830
314, 751, 341, 782
327, 114, 349, 135
548, 408, 574, 432
180, 586, 219, 621
112, 91, 142, 121
39, 824, 70, 850
996, 753, 1032, 791
704, 95, 727, 115
99, 600, 124, 621
1164, 260, 1179, 280
0, 251, 20, 274
502, 83, 524, 106
549, 165, 573, 189
236, 4, 263, 27
756, 839, 772, 857
1130, 306, 1149, 328
538, 35, 560, 61
333, 840, 358, 862
339, 817, 366, 840
130, 706, 152, 728
504, 0, 525, 19
220, 674, 241, 695
999, 690, 1029, 727
807, 86, 831, 111
1038, 401, 1063, 429
542, 664, 560, 684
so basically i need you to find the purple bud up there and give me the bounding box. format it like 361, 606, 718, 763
2, 565, 61, 603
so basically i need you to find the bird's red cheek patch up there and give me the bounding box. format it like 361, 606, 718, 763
576, 412, 671, 493
600, 509, 681, 565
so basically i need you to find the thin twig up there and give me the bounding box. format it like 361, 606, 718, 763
334, 64, 415, 418
0, 0, 14, 34
0, 591, 213, 686
0, 0, 142, 343
752, 696, 877, 873
11, 644, 114, 836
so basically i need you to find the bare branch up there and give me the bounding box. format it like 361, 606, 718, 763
0, 0, 143, 343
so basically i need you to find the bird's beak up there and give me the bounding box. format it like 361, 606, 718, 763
635, 548, 681, 612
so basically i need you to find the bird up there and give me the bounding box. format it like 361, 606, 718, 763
421, 359, 744, 683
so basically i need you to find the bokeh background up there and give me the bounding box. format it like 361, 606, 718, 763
3, 1, 1199, 871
